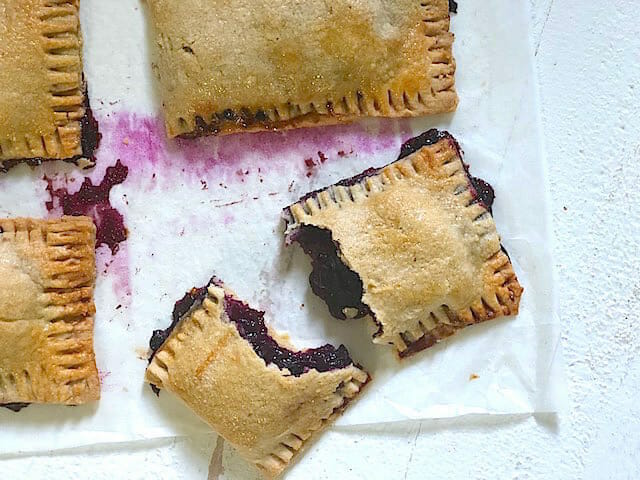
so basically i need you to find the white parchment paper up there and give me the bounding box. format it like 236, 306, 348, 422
0, 0, 565, 455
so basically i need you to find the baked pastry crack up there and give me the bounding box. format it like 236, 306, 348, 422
146, 277, 369, 479
0, 216, 100, 409
0, 0, 100, 172
146, 0, 457, 138
283, 130, 523, 357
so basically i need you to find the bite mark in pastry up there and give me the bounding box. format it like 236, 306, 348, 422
283, 130, 523, 357
145, 0, 457, 138
0, 217, 100, 409
145, 277, 369, 479
0, 0, 100, 172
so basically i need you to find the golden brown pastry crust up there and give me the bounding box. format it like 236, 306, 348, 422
0, 216, 100, 406
146, 283, 369, 479
0, 0, 87, 164
146, 0, 457, 138
285, 137, 523, 357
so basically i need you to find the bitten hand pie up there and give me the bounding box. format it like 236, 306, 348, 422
284, 130, 523, 357
146, 277, 369, 479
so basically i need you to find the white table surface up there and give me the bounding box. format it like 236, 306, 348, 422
5, 0, 640, 478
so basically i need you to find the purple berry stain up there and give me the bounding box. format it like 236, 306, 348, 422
103, 112, 413, 185
44, 160, 129, 254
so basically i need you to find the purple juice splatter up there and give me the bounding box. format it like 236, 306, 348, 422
44, 160, 129, 254
43, 156, 132, 303
100, 112, 414, 185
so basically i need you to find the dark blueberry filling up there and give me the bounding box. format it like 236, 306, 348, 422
80, 97, 101, 159
1, 402, 30, 412
335, 167, 382, 188
147, 280, 217, 395
0, 157, 48, 174
179, 102, 336, 138
398, 128, 457, 160
464, 164, 495, 212
180, 108, 274, 138
449, 0, 458, 14
147, 277, 353, 394
290, 226, 370, 321
148, 280, 215, 362
224, 295, 353, 375
0, 83, 101, 174
222, 109, 236, 121
45, 160, 129, 254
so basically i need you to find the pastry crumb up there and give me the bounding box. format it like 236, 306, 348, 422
469, 373, 479, 381
135, 348, 150, 360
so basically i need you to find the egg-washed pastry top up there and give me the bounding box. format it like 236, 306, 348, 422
0, 0, 99, 172
283, 130, 523, 357
145, 277, 369, 479
0, 216, 100, 411
146, 0, 457, 138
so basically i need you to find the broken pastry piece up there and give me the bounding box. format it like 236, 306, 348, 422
145, 277, 369, 479
283, 130, 523, 358
0, 0, 100, 173
0, 217, 100, 410
146, 0, 457, 138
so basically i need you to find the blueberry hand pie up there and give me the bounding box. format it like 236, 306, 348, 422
0, 217, 100, 410
146, 277, 369, 479
0, 0, 99, 173
283, 130, 523, 357
146, 0, 457, 138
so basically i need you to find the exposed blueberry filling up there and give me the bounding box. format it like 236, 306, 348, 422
148, 281, 215, 362
0, 85, 101, 174
147, 280, 216, 395
289, 226, 370, 320
179, 108, 272, 138
1, 402, 30, 412
80, 97, 101, 160
335, 167, 382, 188
449, 0, 458, 14
147, 277, 354, 393
224, 295, 354, 375
397, 128, 454, 160
464, 163, 495, 212
45, 160, 129, 254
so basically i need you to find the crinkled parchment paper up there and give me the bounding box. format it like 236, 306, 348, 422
0, 0, 565, 455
